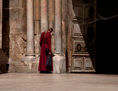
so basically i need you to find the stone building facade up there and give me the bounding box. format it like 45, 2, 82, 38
0, 0, 96, 73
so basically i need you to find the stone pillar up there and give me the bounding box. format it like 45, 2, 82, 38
48, 0, 55, 53
53, 0, 66, 73
62, 0, 68, 54
26, 0, 35, 56
34, 0, 40, 56
20, 0, 35, 72
41, 0, 48, 32
48, 0, 55, 28
33, 0, 40, 72
55, 0, 62, 54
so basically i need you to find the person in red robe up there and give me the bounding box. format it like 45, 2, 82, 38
38, 28, 53, 73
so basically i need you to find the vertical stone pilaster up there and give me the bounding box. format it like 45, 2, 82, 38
26, 0, 34, 56
41, 0, 48, 32
55, 0, 62, 54
62, 0, 68, 54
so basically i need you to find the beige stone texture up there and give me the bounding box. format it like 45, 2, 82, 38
55, 0, 62, 54
41, 0, 48, 32
48, 0, 55, 53
53, 54, 66, 73
0, 73, 118, 91
9, 0, 26, 60
9, 34, 26, 61
26, 0, 35, 55
34, 0, 40, 55
62, 0, 68, 54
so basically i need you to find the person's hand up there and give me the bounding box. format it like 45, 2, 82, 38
49, 52, 51, 55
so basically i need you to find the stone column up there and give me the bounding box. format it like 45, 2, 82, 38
21, 0, 35, 72
53, 0, 66, 74
41, 0, 48, 32
55, 0, 62, 54
48, 0, 55, 53
62, 0, 68, 54
48, 0, 55, 28
26, 0, 35, 56
34, 0, 40, 56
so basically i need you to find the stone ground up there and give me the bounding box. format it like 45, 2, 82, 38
0, 73, 118, 91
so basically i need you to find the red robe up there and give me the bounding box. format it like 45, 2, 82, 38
38, 32, 53, 72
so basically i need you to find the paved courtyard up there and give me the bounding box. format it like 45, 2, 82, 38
0, 73, 118, 91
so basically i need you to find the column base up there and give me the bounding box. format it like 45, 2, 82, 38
22, 55, 35, 61
9, 56, 40, 73
53, 54, 66, 74
15, 56, 37, 73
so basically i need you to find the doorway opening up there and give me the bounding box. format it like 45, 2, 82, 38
66, 0, 96, 72
0, 0, 9, 74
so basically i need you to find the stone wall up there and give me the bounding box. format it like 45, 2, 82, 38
9, 0, 26, 61
9, 0, 68, 73
0, 0, 96, 73
9, 0, 27, 72
9, 0, 39, 73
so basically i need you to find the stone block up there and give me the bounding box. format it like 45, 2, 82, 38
10, 0, 19, 8
9, 34, 26, 61
9, 56, 39, 73
53, 54, 66, 74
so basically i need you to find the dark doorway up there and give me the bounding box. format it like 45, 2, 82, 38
0, 0, 9, 74
96, 0, 118, 74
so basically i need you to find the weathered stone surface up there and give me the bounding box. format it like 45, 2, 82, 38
48, 0, 55, 53
41, 0, 48, 32
26, 0, 35, 56
48, 0, 55, 28
34, 0, 40, 21
0, 73, 118, 91
67, 0, 74, 72
62, 0, 68, 54
9, 56, 39, 73
53, 54, 66, 74
9, 34, 26, 61
8, 0, 27, 72
67, 0, 96, 72
10, 0, 19, 8
9, 0, 26, 62
55, 0, 62, 54
34, 34, 40, 55
34, 0, 40, 55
